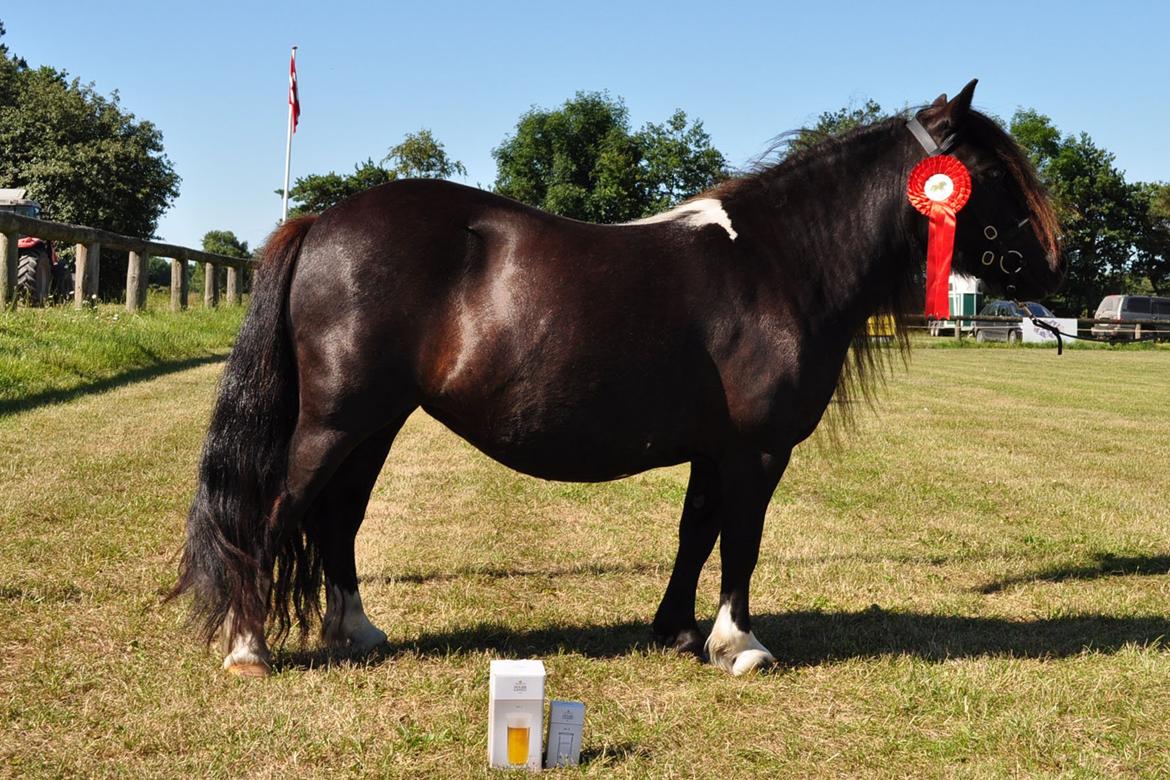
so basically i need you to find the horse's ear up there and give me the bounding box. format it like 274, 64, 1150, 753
944, 79, 977, 123
919, 79, 977, 132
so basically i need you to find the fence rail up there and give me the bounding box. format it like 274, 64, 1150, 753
910, 313, 1170, 340
0, 211, 258, 312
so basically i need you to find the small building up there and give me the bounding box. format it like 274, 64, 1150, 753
929, 274, 984, 335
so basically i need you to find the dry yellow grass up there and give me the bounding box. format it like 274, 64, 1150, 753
1, 347, 1168, 778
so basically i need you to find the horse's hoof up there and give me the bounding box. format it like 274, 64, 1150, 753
225, 661, 270, 678
654, 627, 707, 660
730, 649, 775, 676
348, 626, 388, 654
705, 604, 776, 675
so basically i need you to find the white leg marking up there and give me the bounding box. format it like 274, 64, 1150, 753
629, 197, 738, 241
705, 603, 774, 675
220, 611, 270, 676
323, 584, 387, 652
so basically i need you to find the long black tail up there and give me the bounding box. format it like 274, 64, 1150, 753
171, 215, 318, 645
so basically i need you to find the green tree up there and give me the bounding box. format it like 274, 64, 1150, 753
786, 99, 889, 155
383, 128, 467, 179
492, 91, 729, 223
1134, 182, 1170, 295
187, 229, 252, 293
201, 229, 250, 259
0, 26, 180, 297
1010, 109, 1144, 314
285, 129, 464, 216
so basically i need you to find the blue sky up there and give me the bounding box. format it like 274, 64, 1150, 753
4, 1, 1168, 250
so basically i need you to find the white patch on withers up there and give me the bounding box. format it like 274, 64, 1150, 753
322, 584, 388, 652
630, 198, 738, 241
705, 602, 775, 675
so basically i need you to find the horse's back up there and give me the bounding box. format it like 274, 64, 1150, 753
285, 180, 735, 479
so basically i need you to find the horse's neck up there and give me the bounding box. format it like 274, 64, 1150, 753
741, 126, 916, 338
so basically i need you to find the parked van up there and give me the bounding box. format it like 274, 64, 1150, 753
1090, 295, 1170, 341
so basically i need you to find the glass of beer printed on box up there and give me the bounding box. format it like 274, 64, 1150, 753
506, 712, 530, 766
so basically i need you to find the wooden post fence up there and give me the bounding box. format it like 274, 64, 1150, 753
226, 266, 239, 306
126, 250, 145, 312
0, 210, 254, 311
0, 230, 17, 308
204, 262, 218, 309
170, 258, 186, 312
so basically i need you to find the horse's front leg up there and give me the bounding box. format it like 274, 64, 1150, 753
704, 449, 788, 675
652, 458, 721, 657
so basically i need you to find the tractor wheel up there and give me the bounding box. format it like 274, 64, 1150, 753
17, 253, 41, 306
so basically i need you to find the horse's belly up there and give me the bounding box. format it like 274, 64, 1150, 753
422, 399, 695, 483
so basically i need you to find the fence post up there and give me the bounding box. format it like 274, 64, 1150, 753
0, 231, 17, 308
126, 250, 145, 312
226, 266, 239, 306
73, 243, 89, 308
170, 258, 184, 312
204, 262, 219, 308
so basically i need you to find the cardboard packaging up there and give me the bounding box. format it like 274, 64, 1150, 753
488, 660, 545, 771
545, 700, 585, 768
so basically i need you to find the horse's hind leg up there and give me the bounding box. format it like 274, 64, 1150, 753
311, 414, 412, 652
221, 417, 369, 676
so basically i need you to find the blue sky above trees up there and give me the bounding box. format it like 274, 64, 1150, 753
3, 0, 1167, 249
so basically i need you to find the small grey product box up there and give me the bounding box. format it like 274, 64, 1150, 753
545, 700, 585, 768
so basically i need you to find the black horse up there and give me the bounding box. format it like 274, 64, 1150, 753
174, 81, 1061, 676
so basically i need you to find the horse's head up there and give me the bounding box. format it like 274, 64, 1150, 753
911, 80, 1063, 300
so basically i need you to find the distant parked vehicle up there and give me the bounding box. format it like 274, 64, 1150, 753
0, 188, 72, 305
972, 300, 1055, 343
1090, 295, 1170, 341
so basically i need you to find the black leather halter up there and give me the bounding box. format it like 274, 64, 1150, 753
905, 116, 1033, 284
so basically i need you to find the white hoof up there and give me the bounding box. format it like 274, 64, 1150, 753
730, 648, 774, 675
348, 622, 388, 653
221, 618, 271, 677
323, 585, 387, 652
705, 603, 775, 676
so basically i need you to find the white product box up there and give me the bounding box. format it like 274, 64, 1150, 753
545, 700, 585, 768
488, 659, 545, 771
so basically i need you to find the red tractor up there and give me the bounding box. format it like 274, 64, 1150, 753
0, 188, 73, 305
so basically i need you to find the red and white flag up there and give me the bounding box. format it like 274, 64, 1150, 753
288, 49, 300, 134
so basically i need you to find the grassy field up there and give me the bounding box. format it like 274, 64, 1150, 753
1, 325, 1168, 777
0, 293, 244, 414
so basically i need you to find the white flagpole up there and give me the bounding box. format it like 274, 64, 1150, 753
281, 46, 297, 222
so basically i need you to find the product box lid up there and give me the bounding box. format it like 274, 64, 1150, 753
489, 659, 545, 700
548, 700, 585, 725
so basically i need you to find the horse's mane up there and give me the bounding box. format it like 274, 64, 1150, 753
692, 108, 1058, 436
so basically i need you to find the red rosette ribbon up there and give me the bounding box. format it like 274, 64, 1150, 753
907, 155, 972, 319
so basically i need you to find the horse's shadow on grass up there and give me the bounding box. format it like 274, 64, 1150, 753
276, 606, 1170, 672
276, 553, 1170, 672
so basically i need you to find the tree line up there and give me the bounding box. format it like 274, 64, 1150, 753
2, 16, 1163, 314
289, 92, 1167, 316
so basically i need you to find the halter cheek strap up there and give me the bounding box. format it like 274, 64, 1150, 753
906, 116, 958, 157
